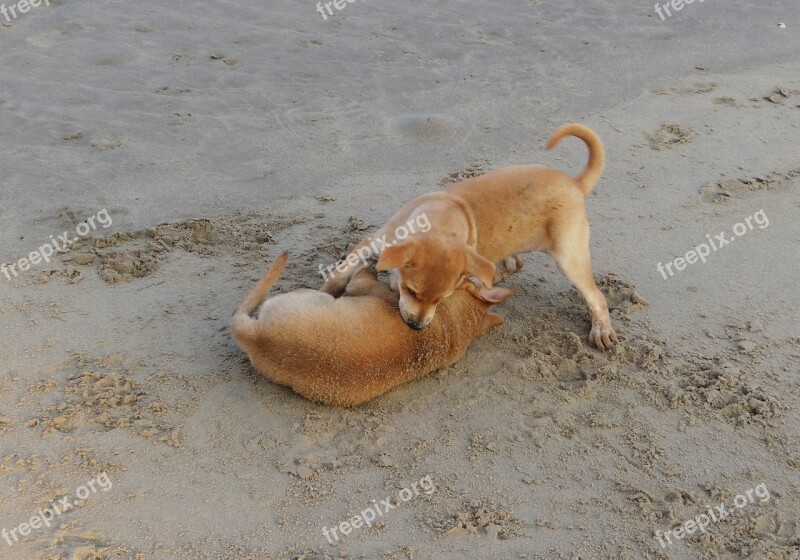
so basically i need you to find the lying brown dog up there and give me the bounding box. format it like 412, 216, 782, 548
231, 253, 516, 406
321, 123, 617, 350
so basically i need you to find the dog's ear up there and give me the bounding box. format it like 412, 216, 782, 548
376, 240, 416, 271
475, 286, 515, 304
481, 312, 505, 333
466, 248, 496, 288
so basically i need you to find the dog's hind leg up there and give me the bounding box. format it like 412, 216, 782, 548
550, 228, 617, 350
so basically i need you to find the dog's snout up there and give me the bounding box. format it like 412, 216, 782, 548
406, 319, 424, 330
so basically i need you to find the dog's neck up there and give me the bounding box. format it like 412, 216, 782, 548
445, 288, 490, 334
412, 192, 479, 248
441, 193, 479, 247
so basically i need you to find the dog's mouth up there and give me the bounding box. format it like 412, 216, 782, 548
400, 300, 433, 330
403, 313, 433, 330
400, 309, 429, 330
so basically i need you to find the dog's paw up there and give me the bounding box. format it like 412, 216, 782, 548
493, 255, 524, 284
588, 321, 618, 351
320, 275, 348, 297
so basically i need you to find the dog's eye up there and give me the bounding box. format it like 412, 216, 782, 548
406, 288, 418, 299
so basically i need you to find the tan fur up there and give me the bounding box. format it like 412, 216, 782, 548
321, 123, 618, 350
232, 253, 515, 407
545, 122, 605, 195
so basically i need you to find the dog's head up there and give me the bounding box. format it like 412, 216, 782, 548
376, 237, 496, 329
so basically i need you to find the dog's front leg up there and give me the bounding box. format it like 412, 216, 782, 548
320, 232, 384, 297
493, 255, 524, 284
346, 269, 399, 304
388, 268, 401, 292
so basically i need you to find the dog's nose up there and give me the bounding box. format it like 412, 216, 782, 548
406, 319, 424, 330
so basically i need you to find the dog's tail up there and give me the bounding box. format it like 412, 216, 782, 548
546, 123, 605, 196
231, 252, 289, 343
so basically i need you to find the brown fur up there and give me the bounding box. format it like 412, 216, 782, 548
320, 123, 618, 350
232, 253, 515, 406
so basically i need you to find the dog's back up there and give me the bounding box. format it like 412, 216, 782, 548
445, 124, 604, 260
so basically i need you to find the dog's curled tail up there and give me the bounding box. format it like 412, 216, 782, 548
231, 252, 289, 343
546, 123, 605, 196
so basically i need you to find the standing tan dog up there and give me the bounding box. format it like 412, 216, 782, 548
320, 123, 617, 350
232, 253, 516, 406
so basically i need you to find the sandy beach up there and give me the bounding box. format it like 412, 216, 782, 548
1, 1, 799, 558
